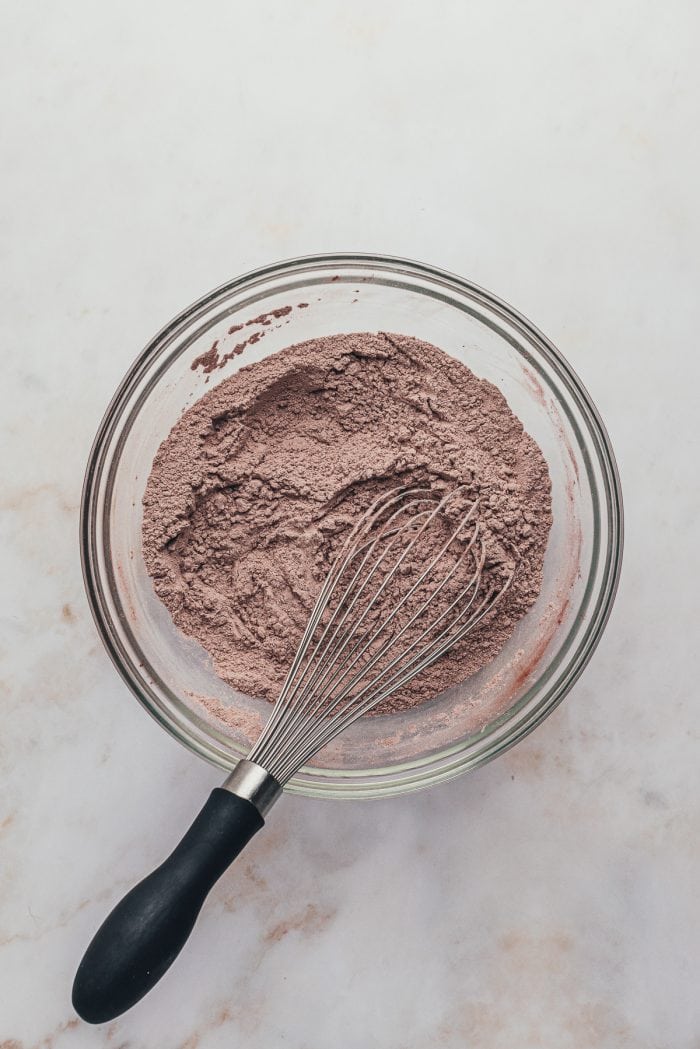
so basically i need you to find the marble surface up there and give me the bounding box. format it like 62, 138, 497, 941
2, 1, 699, 1046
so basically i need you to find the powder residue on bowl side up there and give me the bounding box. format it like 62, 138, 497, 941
142, 332, 552, 714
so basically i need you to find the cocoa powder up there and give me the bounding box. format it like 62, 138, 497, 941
142, 332, 552, 714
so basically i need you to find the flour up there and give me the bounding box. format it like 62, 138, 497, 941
142, 332, 552, 714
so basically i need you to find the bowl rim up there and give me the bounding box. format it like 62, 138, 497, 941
80, 252, 624, 799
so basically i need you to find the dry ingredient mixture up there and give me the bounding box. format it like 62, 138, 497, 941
143, 332, 552, 714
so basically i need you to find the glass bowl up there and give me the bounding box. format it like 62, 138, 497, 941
81, 254, 623, 799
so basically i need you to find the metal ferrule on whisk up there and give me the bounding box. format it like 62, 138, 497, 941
222, 759, 282, 816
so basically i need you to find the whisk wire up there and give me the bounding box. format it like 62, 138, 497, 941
272, 498, 459, 743
275, 563, 515, 782
256, 490, 471, 770
249, 485, 516, 783
274, 543, 500, 780
281, 500, 478, 738
252, 488, 430, 767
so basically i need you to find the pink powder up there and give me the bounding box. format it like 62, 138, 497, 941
192, 307, 300, 374
143, 332, 552, 714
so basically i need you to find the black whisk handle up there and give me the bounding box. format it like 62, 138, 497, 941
72, 788, 264, 1024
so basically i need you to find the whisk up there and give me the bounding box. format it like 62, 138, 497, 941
73, 485, 515, 1023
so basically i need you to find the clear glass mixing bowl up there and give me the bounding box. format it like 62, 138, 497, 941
81, 254, 623, 799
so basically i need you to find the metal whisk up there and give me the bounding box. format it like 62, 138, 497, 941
73, 485, 515, 1024
248, 484, 513, 784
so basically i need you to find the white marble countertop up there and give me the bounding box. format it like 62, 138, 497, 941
2, 2, 699, 1046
